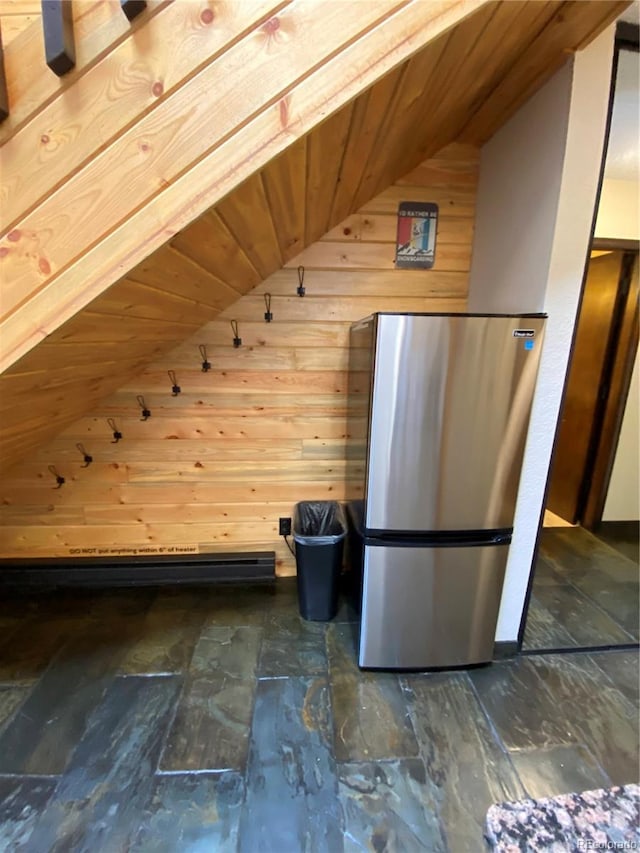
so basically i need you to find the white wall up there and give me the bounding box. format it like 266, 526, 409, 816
467, 28, 615, 644
596, 178, 640, 240
467, 61, 571, 314
603, 346, 640, 521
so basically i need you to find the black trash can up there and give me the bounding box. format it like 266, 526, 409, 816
293, 501, 347, 621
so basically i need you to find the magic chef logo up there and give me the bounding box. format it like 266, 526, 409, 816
513, 329, 536, 338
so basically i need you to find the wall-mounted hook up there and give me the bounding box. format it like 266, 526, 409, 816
107, 418, 122, 443
42, 0, 76, 76
230, 320, 242, 348
297, 265, 306, 297
76, 443, 93, 468
137, 395, 151, 421
168, 370, 181, 396
48, 465, 65, 489
264, 292, 273, 323
199, 344, 211, 372
120, 0, 147, 22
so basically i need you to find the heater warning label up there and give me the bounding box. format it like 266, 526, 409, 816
513, 329, 536, 338
66, 545, 200, 557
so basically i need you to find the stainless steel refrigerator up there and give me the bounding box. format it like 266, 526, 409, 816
347, 312, 546, 669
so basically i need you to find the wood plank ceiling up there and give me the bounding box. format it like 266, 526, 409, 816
0, 0, 627, 475
0, 0, 484, 371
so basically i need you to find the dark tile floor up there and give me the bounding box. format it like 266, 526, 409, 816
0, 580, 637, 852
597, 522, 640, 564
523, 526, 640, 652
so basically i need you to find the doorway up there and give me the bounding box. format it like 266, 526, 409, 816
522, 246, 639, 652
546, 248, 638, 527
521, 25, 640, 654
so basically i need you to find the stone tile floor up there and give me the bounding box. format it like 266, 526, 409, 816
0, 579, 637, 852
523, 526, 640, 651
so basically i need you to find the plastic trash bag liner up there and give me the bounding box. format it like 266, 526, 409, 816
293, 501, 347, 545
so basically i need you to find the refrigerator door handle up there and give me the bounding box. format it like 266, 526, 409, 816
362, 529, 513, 548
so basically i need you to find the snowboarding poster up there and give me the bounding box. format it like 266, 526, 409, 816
395, 202, 438, 269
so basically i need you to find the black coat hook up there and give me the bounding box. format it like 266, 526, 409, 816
168, 370, 181, 396
199, 344, 211, 372
137, 395, 151, 420
107, 418, 122, 443
120, 0, 147, 21
48, 465, 65, 489
297, 265, 305, 297
264, 292, 273, 323
76, 443, 93, 468
231, 320, 242, 348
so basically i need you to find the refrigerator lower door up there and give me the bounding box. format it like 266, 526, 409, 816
359, 542, 509, 669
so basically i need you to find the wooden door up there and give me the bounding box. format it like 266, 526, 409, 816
547, 250, 625, 523
584, 252, 639, 527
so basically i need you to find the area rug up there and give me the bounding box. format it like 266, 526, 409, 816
485, 783, 640, 851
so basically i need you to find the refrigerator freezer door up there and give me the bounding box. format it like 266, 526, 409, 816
359, 543, 508, 668
365, 314, 545, 532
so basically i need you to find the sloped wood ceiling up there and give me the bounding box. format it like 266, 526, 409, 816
0, 0, 486, 371
0, 0, 628, 475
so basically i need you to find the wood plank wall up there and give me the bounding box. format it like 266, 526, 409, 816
0, 0, 39, 46
0, 143, 478, 572
0, 0, 626, 479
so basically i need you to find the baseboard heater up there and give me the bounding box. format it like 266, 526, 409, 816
0, 551, 276, 588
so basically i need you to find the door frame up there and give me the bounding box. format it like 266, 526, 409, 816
580, 247, 638, 528
515, 23, 639, 652
544, 248, 635, 524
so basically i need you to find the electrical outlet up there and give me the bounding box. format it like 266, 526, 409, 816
279, 517, 292, 536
